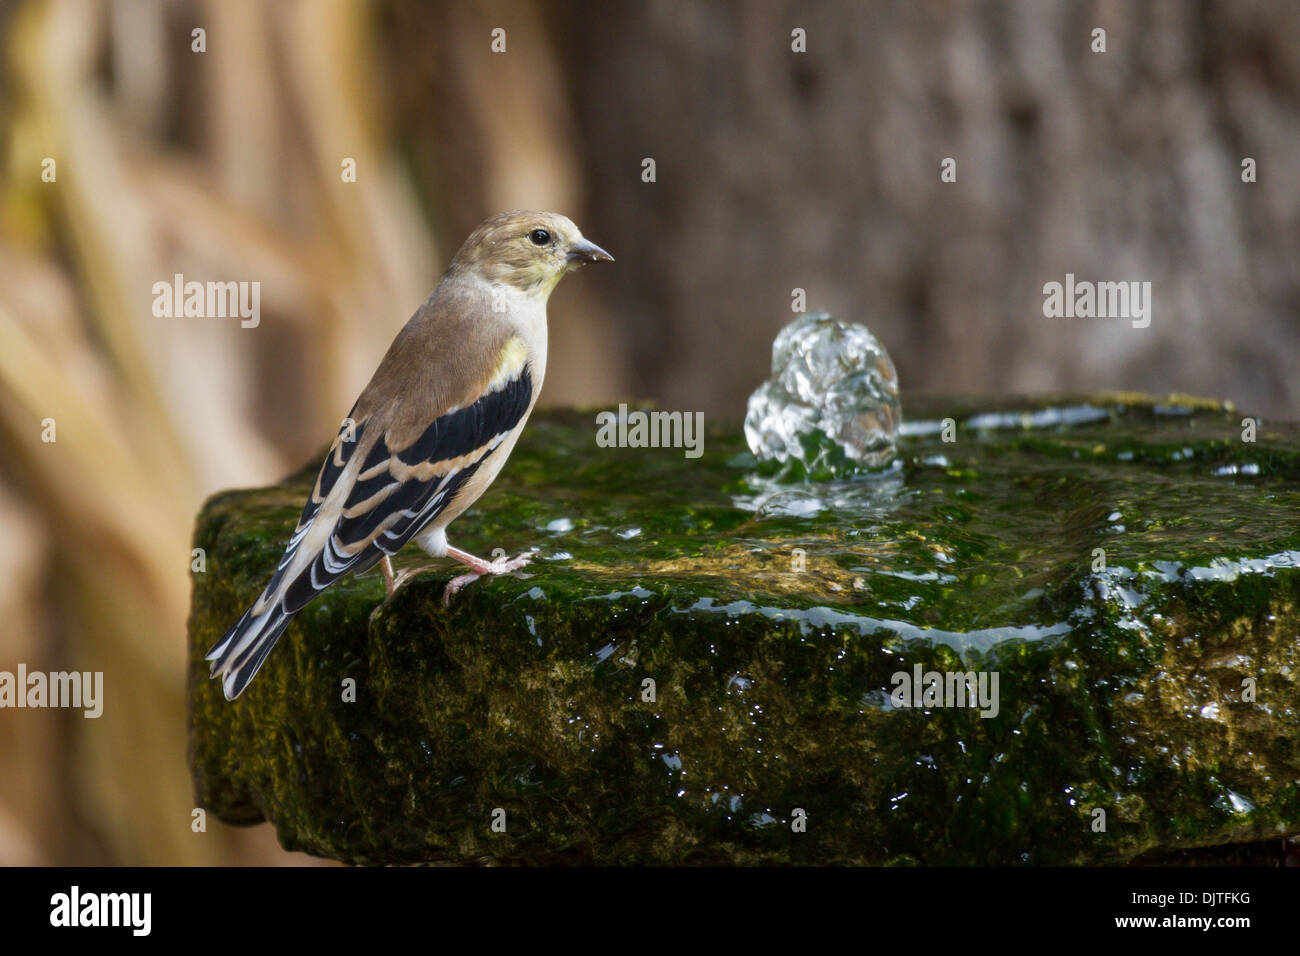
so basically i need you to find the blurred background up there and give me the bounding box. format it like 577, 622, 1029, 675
1, 0, 1298, 864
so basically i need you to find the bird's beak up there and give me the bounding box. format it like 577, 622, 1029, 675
566, 237, 615, 266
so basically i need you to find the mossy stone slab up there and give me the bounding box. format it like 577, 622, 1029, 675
188, 395, 1300, 864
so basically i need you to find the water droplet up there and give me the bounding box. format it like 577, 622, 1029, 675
726, 674, 753, 694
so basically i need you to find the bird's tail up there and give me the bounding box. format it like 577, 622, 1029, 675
205, 592, 298, 700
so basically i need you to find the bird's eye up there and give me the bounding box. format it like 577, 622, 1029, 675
528, 228, 551, 246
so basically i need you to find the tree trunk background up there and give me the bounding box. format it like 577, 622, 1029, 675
553, 0, 1300, 421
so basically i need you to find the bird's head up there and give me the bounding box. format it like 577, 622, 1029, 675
450, 210, 614, 296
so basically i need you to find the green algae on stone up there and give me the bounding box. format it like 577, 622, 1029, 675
188, 394, 1300, 864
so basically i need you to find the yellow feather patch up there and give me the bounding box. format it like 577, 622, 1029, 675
484, 336, 528, 395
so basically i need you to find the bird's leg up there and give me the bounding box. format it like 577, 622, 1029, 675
380, 554, 437, 596
442, 544, 534, 605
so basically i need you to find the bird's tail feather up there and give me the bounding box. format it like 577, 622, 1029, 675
205, 596, 298, 700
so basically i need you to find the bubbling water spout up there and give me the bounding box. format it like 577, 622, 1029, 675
744, 313, 901, 479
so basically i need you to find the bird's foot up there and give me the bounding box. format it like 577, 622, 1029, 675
442, 546, 535, 606
393, 566, 429, 590
380, 555, 438, 598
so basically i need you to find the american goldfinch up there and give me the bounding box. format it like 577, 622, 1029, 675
206, 211, 613, 700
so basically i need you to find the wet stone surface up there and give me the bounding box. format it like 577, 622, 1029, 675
189, 394, 1300, 864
